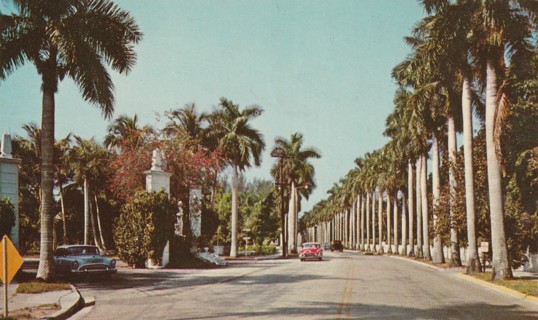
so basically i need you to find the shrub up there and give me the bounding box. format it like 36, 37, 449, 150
0, 198, 15, 238
113, 191, 175, 268
261, 244, 276, 255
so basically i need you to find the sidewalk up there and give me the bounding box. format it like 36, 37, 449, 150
0, 282, 83, 320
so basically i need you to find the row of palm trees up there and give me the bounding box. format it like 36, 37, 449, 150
303, 0, 537, 280
1, 0, 271, 278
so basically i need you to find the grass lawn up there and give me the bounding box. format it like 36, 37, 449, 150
471, 272, 538, 297
16, 281, 71, 294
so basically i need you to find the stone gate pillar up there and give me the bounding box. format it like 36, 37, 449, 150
144, 149, 171, 267
189, 188, 202, 238
144, 149, 171, 196
0, 133, 21, 248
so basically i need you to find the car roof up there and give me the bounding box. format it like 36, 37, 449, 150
303, 242, 321, 245
56, 245, 98, 249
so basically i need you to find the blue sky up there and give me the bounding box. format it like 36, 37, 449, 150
0, 0, 425, 213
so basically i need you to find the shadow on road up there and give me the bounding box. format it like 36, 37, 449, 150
176, 301, 538, 320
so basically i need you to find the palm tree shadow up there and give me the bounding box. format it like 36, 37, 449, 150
177, 301, 538, 320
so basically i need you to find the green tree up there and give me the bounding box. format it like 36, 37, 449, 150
69, 136, 109, 251
114, 191, 175, 268
0, 198, 15, 239
270, 132, 320, 253
163, 103, 209, 147
467, 0, 536, 280
0, 0, 141, 280
207, 98, 265, 258
104, 114, 154, 152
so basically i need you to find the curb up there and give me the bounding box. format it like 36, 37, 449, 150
455, 273, 538, 305
388, 255, 442, 271
40, 285, 85, 320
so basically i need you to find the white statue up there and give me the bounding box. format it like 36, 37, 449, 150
174, 201, 184, 236
151, 148, 163, 171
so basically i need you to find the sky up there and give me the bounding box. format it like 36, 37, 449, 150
0, 0, 425, 214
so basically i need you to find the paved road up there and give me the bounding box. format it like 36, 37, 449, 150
70, 251, 538, 319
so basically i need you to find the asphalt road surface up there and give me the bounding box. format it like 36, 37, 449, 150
70, 251, 538, 319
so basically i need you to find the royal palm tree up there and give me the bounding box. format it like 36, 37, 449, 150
104, 114, 154, 152
163, 103, 210, 147
54, 133, 73, 245
270, 132, 320, 253
70, 136, 109, 252
208, 98, 265, 258
0, 0, 141, 280
421, 0, 477, 269
467, 0, 535, 280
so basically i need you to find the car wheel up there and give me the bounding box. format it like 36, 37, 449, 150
318, 257, 322, 261
300, 258, 304, 262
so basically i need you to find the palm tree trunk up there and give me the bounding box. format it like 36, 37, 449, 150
416, 158, 423, 258
393, 197, 398, 254
378, 189, 384, 254
288, 182, 297, 253
230, 165, 239, 258
351, 199, 355, 249
372, 191, 376, 252
463, 76, 480, 273
59, 185, 67, 245
37, 87, 55, 281
448, 115, 462, 267
84, 178, 90, 245
387, 194, 392, 253
355, 196, 359, 249
366, 192, 371, 251
486, 60, 512, 280
432, 134, 444, 264
421, 155, 430, 260
95, 194, 108, 253
352, 201, 359, 249
408, 161, 414, 257
360, 194, 365, 250
88, 192, 101, 251
402, 193, 408, 256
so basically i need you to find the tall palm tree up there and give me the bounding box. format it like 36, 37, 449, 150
54, 133, 73, 245
467, 0, 535, 280
70, 136, 109, 251
0, 0, 141, 280
270, 132, 320, 253
209, 98, 265, 258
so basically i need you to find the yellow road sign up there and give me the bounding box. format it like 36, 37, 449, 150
0, 236, 24, 284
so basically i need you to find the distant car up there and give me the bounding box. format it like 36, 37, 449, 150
324, 242, 331, 250
331, 240, 343, 252
299, 242, 323, 261
53, 245, 117, 277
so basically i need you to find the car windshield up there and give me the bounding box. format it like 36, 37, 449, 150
303, 243, 320, 249
67, 246, 99, 255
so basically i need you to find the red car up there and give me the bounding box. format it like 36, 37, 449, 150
299, 242, 323, 261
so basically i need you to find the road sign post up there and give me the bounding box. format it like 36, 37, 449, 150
3, 237, 6, 319
0, 235, 24, 318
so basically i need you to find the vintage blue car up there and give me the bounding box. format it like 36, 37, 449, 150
53, 245, 117, 277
